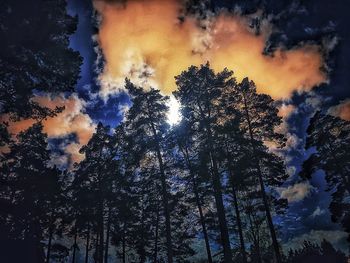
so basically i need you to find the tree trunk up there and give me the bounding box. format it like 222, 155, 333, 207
104, 209, 111, 263
200, 112, 233, 263
46, 223, 54, 263
95, 234, 99, 263
247, 212, 263, 263
153, 200, 160, 263
98, 200, 104, 263
194, 183, 213, 263
209, 152, 233, 263
139, 206, 146, 263
155, 147, 174, 263
230, 179, 247, 263
183, 148, 213, 263
85, 222, 90, 263
72, 231, 78, 263
242, 91, 282, 263
122, 223, 126, 263
150, 123, 173, 263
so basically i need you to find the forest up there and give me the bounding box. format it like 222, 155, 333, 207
1, 0, 350, 263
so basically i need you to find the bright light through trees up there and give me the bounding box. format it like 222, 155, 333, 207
167, 95, 181, 125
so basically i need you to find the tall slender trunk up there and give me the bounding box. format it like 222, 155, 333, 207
183, 148, 213, 263
122, 223, 126, 263
199, 101, 233, 263
96, 146, 106, 263
139, 205, 146, 263
46, 222, 54, 263
150, 123, 173, 263
247, 212, 263, 263
242, 91, 282, 263
230, 179, 247, 263
194, 182, 213, 263
224, 141, 247, 263
26, 215, 44, 262
209, 151, 233, 263
155, 146, 173, 263
95, 234, 99, 263
98, 200, 104, 263
85, 222, 90, 263
72, 231, 78, 263
104, 208, 111, 263
153, 200, 160, 263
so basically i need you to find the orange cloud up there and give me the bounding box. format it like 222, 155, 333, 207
3, 94, 96, 165
328, 99, 350, 121
7, 94, 95, 145
94, 0, 327, 99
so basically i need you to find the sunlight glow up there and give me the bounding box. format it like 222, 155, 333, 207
167, 96, 181, 125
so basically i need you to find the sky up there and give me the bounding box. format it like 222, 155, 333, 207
10, 0, 350, 253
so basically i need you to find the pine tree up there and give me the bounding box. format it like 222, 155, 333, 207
0, 123, 56, 262
216, 90, 249, 263
174, 64, 235, 263
170, 120, 214, 263
42, 168, 69, 263
0, 0, 82, 119
71, 123, 118, 263
286, 239, 347, 263
124, 80, 174, 263
301, 112, 350, 241
232, 77, 286, 263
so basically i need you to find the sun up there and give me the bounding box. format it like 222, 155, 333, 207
167, 95, 181, 125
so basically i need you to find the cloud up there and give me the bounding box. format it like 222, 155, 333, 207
310, 206, 326, 218
49, 152, 69, 170
285, 133, 302, 150
328, 99, 350, 121
4, 94, 96, 166
7, 94, 95, 145
65, 142, 86, 166
286, 166, 297, 177
94, 0, 327, 100
279, 182, 315, 203
283, 230, 349, 254
278, 103, 296, 119
275, 103, 296, 135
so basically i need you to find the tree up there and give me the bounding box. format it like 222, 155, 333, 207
42, 168, 69, 263
124, 80, 174, 263
0, 123, 58, 263
232, 77, 286, 263
174, 64, 235, 263
170, 120, 214, 263
0, 0, 82, 119
216, 93, 249, 263
71, 122, 118, 263
301, 112, 350, 241
286, 239, 347, 263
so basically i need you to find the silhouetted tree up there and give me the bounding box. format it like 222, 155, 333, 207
170, 120, 214, 263
71, 123, 118, 263
232, 77, 286, 263
0, 123, 58, 262
0, 0, 82, 119
125, 80, 174, 263
301, 112, 350, 241
174, 64, 235, 263
286, 239, 347, 263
